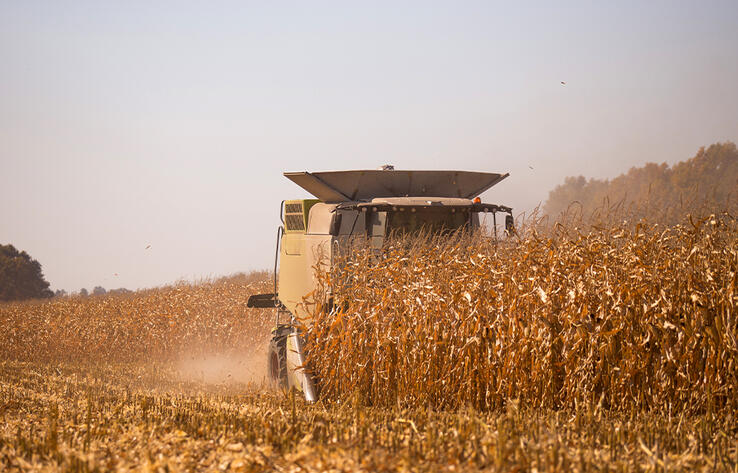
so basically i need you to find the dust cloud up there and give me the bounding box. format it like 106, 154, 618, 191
175, 343, 269, 387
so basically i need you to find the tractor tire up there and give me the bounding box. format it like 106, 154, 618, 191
267, 332, 288, 388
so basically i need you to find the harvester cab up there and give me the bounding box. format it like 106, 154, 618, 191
247, 169, 513, 401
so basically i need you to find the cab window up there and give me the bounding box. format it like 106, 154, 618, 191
387, 209, 470, 235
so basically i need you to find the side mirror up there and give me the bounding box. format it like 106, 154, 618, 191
505, 214, 515, 234
329, 212, 343, 236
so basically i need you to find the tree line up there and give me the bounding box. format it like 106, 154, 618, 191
543, 142, 737, 221
1, 244, 129, 302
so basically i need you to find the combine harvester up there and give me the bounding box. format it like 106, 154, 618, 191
248, 168, 513, 401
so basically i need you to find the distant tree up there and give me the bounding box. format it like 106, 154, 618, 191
92, 286, 106, 296
79, 288, 88, 297
108, 288, 132, 295
0, 244, 54, 302
54, 289, 67, 298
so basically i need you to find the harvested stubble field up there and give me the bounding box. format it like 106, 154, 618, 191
2, 361, 737, 472
1, 213, 737, 472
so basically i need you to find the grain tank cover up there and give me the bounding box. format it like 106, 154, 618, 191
284, 170, 509, 203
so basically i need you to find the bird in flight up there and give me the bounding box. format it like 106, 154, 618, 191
560, 81, 566, 85
145, 244, 151, 250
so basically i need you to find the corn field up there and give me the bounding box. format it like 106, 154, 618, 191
2, 214, 738, 471
308, 213, 738, 414
0, 272, 273, 363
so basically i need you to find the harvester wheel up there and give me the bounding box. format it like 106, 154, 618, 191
267, 334, 288, 388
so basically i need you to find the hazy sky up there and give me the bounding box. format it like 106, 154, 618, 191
2, 1, 737, 292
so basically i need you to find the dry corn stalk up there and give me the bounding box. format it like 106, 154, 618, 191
308, 213, 738, 414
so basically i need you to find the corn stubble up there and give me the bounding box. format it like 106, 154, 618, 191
309, 213, 738, 415
2, 362, 737, 472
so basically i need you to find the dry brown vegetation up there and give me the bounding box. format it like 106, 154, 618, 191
1, 214, 737, 471
309, 212, 738, 415
0, 272, 273, 363
2, 361, 737, 472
